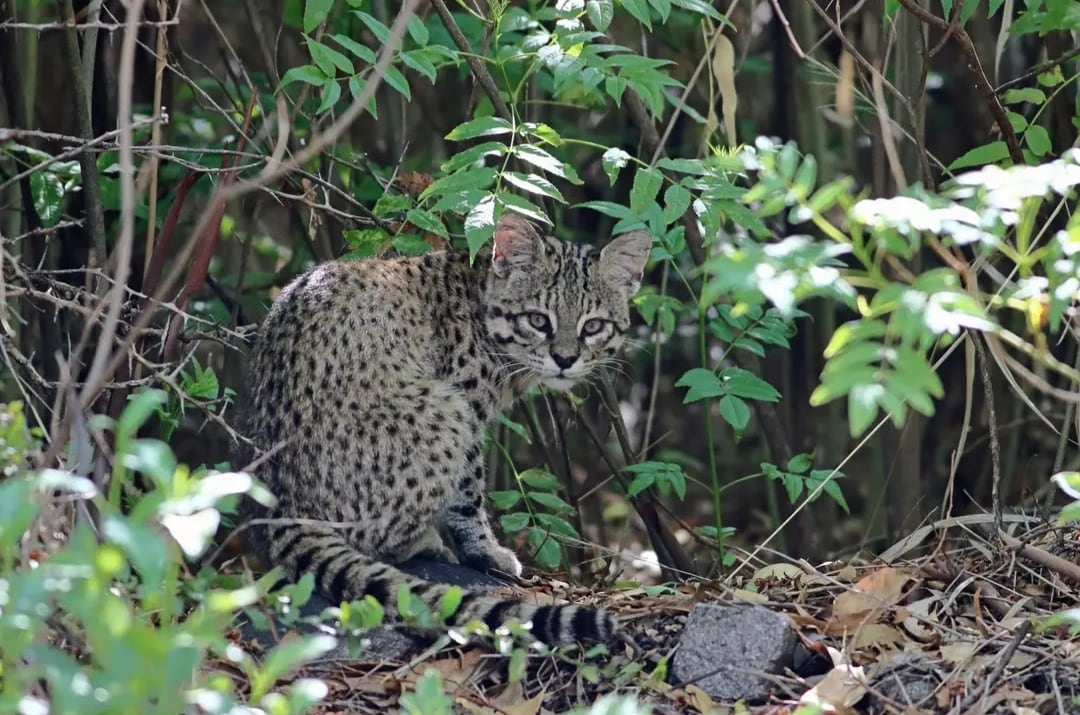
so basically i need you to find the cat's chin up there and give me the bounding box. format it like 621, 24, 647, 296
540, 376, 579, 391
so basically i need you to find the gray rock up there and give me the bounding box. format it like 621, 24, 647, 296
671, 603, 797, 702
236, 557, 512, 662
867, 653, 941, 711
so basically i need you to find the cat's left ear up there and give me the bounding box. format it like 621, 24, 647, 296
491, 213, 543, 278
599, 231, 652, 295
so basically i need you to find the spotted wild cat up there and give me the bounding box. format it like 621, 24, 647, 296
237, 214, 650, 644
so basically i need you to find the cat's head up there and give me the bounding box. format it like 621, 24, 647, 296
483, 214, 651, 391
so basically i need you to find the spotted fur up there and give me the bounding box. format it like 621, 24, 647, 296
237, 215, 650, 644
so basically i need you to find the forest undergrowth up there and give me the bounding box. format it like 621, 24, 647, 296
1, 0, 1080, 712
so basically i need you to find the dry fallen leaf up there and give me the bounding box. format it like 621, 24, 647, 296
850, 623, 905, 652
753, 562, 806, 584
830, 566, 913, 633
899, 595, 940, 643
799, 649, 867, 714
684, 684, 719, 714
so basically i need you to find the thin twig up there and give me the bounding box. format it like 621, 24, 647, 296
895, 0, 1024, 165
59, 0, 108, 278
225, 0, 421, 198
769, 0, 805, 59
973, 336, 1003, 539
78, 0, 147, 406
429, 0, 513, 121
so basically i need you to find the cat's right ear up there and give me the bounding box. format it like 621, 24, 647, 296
491, 214, 542, 277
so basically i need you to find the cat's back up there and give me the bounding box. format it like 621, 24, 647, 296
244, 253, 458, 424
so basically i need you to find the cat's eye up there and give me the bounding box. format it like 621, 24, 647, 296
581, 318, 606, 336
526, 312, 552, 331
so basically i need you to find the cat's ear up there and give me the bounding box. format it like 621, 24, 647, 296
599, 231, 652, 295
492, 214, 543, 277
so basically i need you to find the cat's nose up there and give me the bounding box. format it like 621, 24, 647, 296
551, 352, 578, 370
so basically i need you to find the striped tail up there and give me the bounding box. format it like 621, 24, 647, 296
262, 522, 617, 645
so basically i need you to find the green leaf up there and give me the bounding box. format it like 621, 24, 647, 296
303, 0, 334, 33
630, 166, 663, 214
718, 394, 750, 431
354, 10, 391, 44
1024, 125, 1051, 157
499, 193, 550, 224
528, 490, 573, 513
464, 195, 497, 260
374, 192, 410, 218
519, 469, 560, 490
439, 586, 463, 620
383, 65, 412, 100
533, 512, 581, 539
601, 147, 632, 185
441, 141, 507, 173
316, 77, 342, 114
508, 648, 527, 683
647, 0, 671, 22
669, 0, 727, 21
280, 64, 327, 88
622, 0, 653, 28
406, 208, 448, 237
947, 141, 1011, 171
625, 470, 655, 498
674, 367, 725, 402
330, 33, 376, 63
1003, 87, 1046, 105
308, 38, 354, 75
500, 511, 530, 532
848, 383, 884, 436
30, 171, 65, 228
489, 490, 523, 510
818, 473, 850, 512
577, 200, 635, 221
120, 389, 168, 438
531, 529, 562, 568
347, 76, 378, 118
787, 453, 812, 473
587, 0, 615, 29
446, 116, 514, 141
407, 13, 429, 45
662, 183, 692, 224
256, 635, 337, 699
720, 368, 781, 402
420, 167, 496, 202
502, 171, 566, 202
400, 49, 438, 83
392, 233, 430, 256
1051, 471, 1080, 500
343, 227, 388, 258
514, 145, 582, 183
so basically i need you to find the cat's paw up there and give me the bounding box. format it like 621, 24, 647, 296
462, 544, 523, 579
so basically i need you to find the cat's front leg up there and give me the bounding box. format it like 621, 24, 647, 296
442, 460, 523, 579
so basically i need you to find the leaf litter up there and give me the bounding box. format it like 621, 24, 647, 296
211, 518, 1080, 713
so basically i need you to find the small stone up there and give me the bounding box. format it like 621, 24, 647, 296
672, 603, 797, 702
